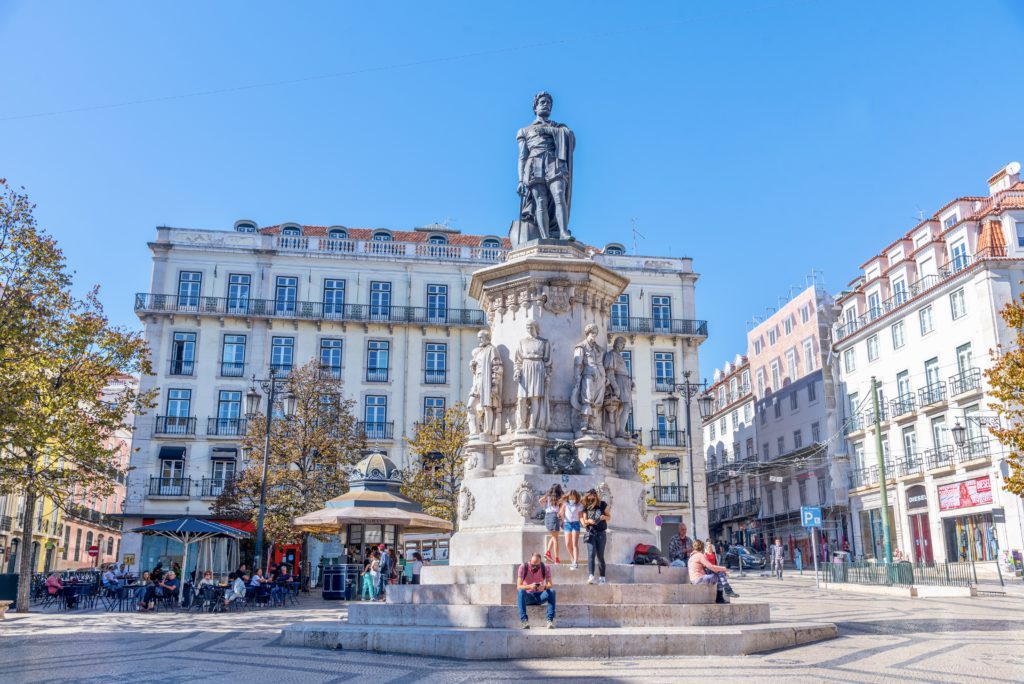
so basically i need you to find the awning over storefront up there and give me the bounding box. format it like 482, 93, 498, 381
158, 446, 186, 459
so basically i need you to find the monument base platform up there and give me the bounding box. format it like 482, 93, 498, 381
281, 622, 838, 658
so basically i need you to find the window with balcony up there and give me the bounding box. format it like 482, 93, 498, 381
653, 352, 674, 391
919, 306, 934, 335
364, 396, 388, 438
270, 337, 294, 373
370, 281, 392, 320
177, 271, 202, 309
323, 279, 346, 317
320, 339, 343, 378
867, 335, 879, 362
170, 332, 196, 376
214, 390, 242, 435
162, 389, 192, 434
950, 288, 966, 320
426, 284, 448, 323
651, 296, 672, 331
367, 340, 390, 382
157, 458, 185, 495
611, 294, 629, 330
208, 460, 235, 497
867, 292, 881, 320
891, 321, 905, 349
227, 273, 251, 313
424, 342, 447, 384
423, 397, 445, 421
621, 350, 632, 377
950, 241, 968, 272
275, 276, 298, 314
903, 426, 917, 465
221, 334, 246, 377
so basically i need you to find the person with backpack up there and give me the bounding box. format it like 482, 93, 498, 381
517, 553, 556, 629
377, 544, 394, 600
581, 488, 611, 585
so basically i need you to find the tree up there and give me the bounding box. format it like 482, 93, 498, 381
213, 361, 364, 572
635, 444, 658, 505
402, 404, 469, 529
0, 180, 154, 611
984, 293, 1024, 497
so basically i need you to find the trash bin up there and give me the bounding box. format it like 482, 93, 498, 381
321, 565, 345, 600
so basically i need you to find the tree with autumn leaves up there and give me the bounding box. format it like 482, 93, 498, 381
402, 404, 469, 530
213, 361, 365, 571
984, 291, 1024, 498
0, 179, 154, 611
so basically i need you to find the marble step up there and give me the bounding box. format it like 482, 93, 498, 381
281, 621, 838, 658
347, 600, 769, 628
420, 563, 687, 585
386, 582, 716, 605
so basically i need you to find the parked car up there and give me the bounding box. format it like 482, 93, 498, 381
724, 546, 766, 569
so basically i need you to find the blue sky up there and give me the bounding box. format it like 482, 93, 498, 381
3, 0, 1023, 378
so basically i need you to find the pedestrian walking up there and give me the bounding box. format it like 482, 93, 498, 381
581, 488, 610, 585
560, 489, 583, 569
770, 537, 784, 580
539, 484, 564, 564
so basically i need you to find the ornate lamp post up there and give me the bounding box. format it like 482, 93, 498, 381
244, 369, 296, 570
663, 370, 714, 534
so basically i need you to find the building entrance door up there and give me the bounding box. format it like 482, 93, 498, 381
909, 512, 933, 565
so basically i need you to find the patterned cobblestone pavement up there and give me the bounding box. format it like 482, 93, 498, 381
2, 576, 1022, 683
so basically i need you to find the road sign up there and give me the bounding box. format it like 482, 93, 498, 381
769, 475, 784, 483
87, 545, 100, 557
123, 553, 136, 566
654, 515, 664, 528
800, 506, 822, 528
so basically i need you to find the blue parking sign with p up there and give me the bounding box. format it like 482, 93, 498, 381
800, 506, 822, 528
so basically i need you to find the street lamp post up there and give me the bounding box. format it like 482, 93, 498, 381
244, 368, 296, 571
663, 370, 715, 536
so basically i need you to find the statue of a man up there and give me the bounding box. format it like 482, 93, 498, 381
513, 321, 552, 431
603, 336, 635, 439
571, 324, 606, 434
467, 330, 500, 436
517, 91, 575, 241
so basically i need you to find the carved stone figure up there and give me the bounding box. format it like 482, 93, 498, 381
517, 91, 575, 241
571, 324, 606, 434
603, 336, 635, 439
544, 441, 583, 475
459, 486, 476, 520
467, 330, 502, 437
513, 321, 552, 431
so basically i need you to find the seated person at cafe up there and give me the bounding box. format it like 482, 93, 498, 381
156, 570, 179, 603
102, 564, 124, 595
45, 572, 76, 608
223, 572, 247, 608
198, 570, 216, 588
271, 564, 293, 603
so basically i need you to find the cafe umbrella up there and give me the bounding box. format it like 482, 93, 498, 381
130, 518, 250, 602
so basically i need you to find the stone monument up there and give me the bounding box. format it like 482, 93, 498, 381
281, 92, 837, 658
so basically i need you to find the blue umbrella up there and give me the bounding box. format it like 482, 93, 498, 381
131, 518, 250, 601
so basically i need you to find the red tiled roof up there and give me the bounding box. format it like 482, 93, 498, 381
260, 224, 512, 248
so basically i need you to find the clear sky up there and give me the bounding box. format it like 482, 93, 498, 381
3, 0, 1023, 379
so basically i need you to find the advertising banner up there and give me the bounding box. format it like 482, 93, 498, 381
938, 476, 992, 512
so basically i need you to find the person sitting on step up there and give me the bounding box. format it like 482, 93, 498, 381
516, 553, 556, 629
688, 539, 739, 604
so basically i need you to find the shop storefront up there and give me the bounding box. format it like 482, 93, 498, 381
857, 505, 896, 560
905, 484, 933, 564
939, 475, 998, 562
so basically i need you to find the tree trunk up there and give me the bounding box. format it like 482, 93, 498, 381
16, 481, 37, 613
300, 532, 310, 590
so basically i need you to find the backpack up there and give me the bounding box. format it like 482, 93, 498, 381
519, 562, 548, 585
633, 543, 667, 566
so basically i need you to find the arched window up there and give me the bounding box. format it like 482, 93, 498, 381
281, 226, 301, 236
328, 228, 347, 240
85, 531, 94, 555
481, 238, 501, 249
427, 234, 448, 245
235, 222, 256, 233
107, 536, 114, 555
604, 243, 625, 255
373, 231, 393, 242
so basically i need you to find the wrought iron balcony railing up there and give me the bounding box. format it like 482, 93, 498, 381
358, 421, 395, 440
148, 476, 192, 497
155, 416, 197, 435
649, 430, 684, 447
207, 417, 248, 436
949, 368, 981, 396
918, 382, 947, 408
652, 485, 689, 503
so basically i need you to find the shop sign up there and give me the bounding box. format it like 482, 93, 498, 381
938, 476, 992, 512
906, 485, 928, 510
991, 507, 1006, 523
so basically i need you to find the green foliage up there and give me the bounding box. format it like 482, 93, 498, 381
402, 404, 468, 529
984, 293, 1024, 498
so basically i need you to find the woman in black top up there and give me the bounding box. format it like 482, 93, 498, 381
581, 488, 611, 584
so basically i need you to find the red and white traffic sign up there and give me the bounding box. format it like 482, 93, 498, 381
87, 545, 100, 557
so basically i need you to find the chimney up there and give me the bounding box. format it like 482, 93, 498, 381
988, 161, 1021, 196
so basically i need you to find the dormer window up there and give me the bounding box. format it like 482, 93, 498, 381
373, 231, 393, 242
427, 234, 448, 245
943, 212, 959, 230
328, 229, 347, 240
481, 238, 501, 249
604, 243, 625, 255
235, 222, 256, 233
281, 226, 301, 236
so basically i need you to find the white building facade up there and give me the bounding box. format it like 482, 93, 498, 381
120, 222, 708, 570
835, 162, 1024, 566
